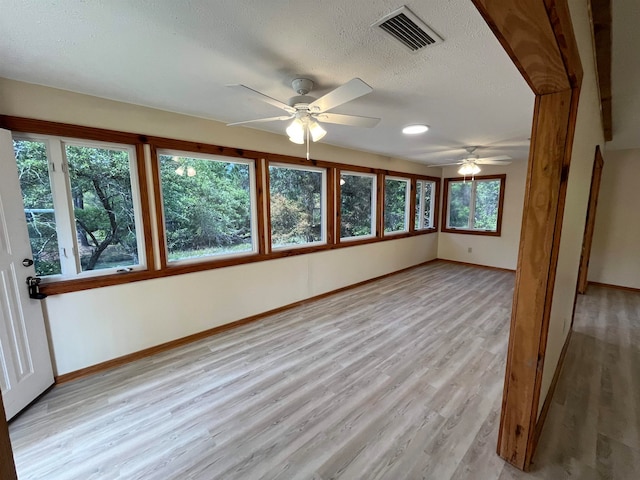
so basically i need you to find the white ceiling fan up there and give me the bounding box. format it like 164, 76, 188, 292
227, 78, 380, 159
429, 146, 511, 176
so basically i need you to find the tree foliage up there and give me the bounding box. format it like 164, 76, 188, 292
340, 174, 373, 238
15, 140, 457, 275
269, 166, 322, 246
14, 140, 61, 275
160, 155, 252, 260
66, 145, 138, 271
448, 179, 500, 230
384, 179, 407, 232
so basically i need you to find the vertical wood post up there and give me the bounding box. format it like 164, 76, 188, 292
577, 146, 604, 294
471, 0, 584, 470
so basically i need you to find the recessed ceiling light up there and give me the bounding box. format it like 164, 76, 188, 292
402, 124, 429, 135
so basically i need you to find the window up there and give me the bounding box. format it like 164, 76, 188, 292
442, 175, 506, 235
158, 151, 257, 263
13, 136, 145, 278
269, 164, 326, 249
339, 172, 376, 240
384, 177, 410, 233
415, 180, 436, 230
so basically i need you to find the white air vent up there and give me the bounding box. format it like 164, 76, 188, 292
372, 6, 443, 52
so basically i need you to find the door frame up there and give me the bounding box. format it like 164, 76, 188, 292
577, 146, 605, 294
0, 393, 17, 480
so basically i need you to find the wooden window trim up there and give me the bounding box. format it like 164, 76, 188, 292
4, 121, 157, 290
0, 115, 440, 295
266, 160, 329, 252
152, 146, 262, 268
441, 174, 506, 236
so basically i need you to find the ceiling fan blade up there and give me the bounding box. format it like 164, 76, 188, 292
308, 78, 373, 113
428, 162, 464, 167
477, 159, 512, 165
316, 112, 380, 128
227, 84, 295, 113
476, 155, 513, 163
227, 115, 293, 126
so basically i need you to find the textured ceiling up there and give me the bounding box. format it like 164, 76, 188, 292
0, 0, 535, 164
608, 0, 640, 151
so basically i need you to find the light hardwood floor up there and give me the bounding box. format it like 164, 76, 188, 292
8, 262, 640, 479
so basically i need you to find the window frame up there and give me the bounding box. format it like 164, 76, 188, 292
12, 133, 148, 281
156, 148, 260, 267
0, 116, 441, 295
414, 178, 437, 231
266, 161, 328, 251
441, 174, 506, 236
383, 175, 411, 235
337, 170, 377, 242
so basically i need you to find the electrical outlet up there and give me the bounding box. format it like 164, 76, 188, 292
467, 247, 472, 253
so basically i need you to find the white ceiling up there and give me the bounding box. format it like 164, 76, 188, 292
609, 0, 640, 151
0, 0, 535, 165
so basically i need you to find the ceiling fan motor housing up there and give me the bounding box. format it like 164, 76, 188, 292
292, 78, 314, 95
288, 95, 316, 108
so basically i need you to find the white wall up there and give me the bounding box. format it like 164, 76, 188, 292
0, 79, 438, 375
588, 148, 640, 289
437, 160, 528, 270
538, 0, 606, 415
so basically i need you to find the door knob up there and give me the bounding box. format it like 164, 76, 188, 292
22, 258, 34, 267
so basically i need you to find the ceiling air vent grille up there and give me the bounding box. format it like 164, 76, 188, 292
372, 6, 443, 52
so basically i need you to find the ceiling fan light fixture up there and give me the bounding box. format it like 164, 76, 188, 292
309, 120, 327, 142
402, 124, 429, 135
458, 163, 481, 176
286, 118, 305, 144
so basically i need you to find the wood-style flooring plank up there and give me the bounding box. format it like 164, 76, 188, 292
8, 262, 640, 479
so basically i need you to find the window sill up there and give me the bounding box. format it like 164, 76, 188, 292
441, 227, 501, 237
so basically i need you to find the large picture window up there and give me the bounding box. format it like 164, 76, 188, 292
158, 150, 257, 263
339, 172, 376, 240
383, 177, 410, 234
269, 164, 326, 249
442, 174, 506, 235
415, 179, 436, 230
13, 135, 145, 278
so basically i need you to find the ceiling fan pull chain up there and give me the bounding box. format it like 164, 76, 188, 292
306, 125, 310, 161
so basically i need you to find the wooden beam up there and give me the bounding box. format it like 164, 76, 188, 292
472, 0, 570, 94
0, 394, 18, 480
544, 0, 584, 88
590, 0, 613, 140
471, 0, 584, 471
497, 89, 573, 469
577, 146, 604, 294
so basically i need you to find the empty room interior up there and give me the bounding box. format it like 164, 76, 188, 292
0, 1, 638, 479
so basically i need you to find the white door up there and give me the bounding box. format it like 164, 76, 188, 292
0, 128, 54, 420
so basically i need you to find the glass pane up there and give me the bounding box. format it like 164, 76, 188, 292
269, 166, 323, 248
415, 180, 423, 229
474, 179, 501, 231
13, 140, 62, 276
448, 181, 471, 228
384, 178, 408, 233
66, 145, 139, 271
159, 154, 254, 262
340, 173, 374, 238
423, 181, 434, 228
